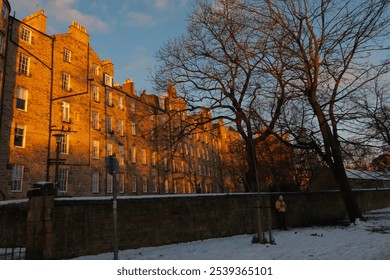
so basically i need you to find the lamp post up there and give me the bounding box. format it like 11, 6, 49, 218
107, 154, 119, 260
53, 133, 65, 190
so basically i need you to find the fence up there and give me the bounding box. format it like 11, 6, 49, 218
0, 247, 26, 260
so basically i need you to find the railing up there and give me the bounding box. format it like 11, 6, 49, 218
0, 247, 26, 260
0, 225, 26, 260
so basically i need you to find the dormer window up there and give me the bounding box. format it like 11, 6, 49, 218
103, 73, 113, 87
92, 64, 100, 76
2, 2, 9, 20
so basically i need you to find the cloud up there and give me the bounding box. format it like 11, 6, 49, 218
124, 47, 153, 71
46, 0, 109, 32
125, 12, 157, 27
152, 0, 169, 9
148, 0, 189, 10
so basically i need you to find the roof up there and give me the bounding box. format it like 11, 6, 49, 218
346, 169, 390, 181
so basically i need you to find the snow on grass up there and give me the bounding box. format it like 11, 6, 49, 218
74, 208, 390, 260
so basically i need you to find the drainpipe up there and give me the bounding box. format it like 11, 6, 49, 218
0, 13, 12, 139
46, 35, 55, 181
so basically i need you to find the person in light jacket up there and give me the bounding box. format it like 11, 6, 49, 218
275, 195, 288, 230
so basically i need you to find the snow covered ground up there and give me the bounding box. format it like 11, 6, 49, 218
74, 207, 390, 260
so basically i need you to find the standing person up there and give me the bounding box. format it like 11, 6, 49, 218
275, 195, 287, 230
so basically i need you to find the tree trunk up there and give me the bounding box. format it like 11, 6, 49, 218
330, 140, 364, 223
244, 138, 258, 192
312, 100, 364, 223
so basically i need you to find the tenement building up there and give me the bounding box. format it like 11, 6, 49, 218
0, 10, 240, 199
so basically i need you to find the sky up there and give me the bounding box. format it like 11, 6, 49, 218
10, 0, 193, 94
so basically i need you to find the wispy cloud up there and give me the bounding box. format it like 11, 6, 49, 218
12, 0, 109, 32
46, 0, 109, 32
124, 12, 157, 27
148, 0, 189, 10
124, 47, 153, 71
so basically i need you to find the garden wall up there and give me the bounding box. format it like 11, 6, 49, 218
1, 189, 389, 259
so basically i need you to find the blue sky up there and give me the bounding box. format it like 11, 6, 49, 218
10, 0, 193, 94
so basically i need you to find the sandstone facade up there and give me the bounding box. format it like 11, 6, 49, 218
0, 10, 238, 199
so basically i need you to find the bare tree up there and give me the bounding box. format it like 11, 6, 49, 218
250, 0, 390, 222
154, 0, 286, 192
357, 82, 390, 151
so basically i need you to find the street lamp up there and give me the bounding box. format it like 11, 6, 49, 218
53, 133, 65, 190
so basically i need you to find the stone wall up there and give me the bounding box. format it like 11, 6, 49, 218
0, 200, 27, 247
1, 190, 390, 259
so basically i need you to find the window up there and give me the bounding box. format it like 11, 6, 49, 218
92, 85, 99, 102
19, 54, 30, 75
152, 151, 157, 167
106, 115, 112, 132
153, 177, 158, 193
92, 111, 99, 130
62, 72, 71, 91
151, 130, 155, 141
58, 169, 69, 192
92, 64, 100, 76
130, 101, 135, 113
14, 124, 26, 147
16, 87, 28, 111
164, 179, 169, 193
0, 33, 5, 55
62, 102, 70, 122
103, 73, 113, 87
107, 143, 113, 157
141, 149, 147, 165
142, 177, 148, 193
172, 159, 176, 172
184, 144, 188, 155
106, 90, 112, 106
11, 165, 24, 192
173, 180, 177, 193
164, 158, 168, 171
107, 174, 113, 193
130, 147, 136, 163
118, 95, 124, 110
2, 2, 9, 20
118, 173, 124, 193
21, 27, 32, 43
131, 122, 136, 135
60, 134, 69, 154
92, 140, 99, 159
92, 172, 99, 193
159, 96, 165, 109
118, 145, 124, 165
131, 175, 137, 193
118, 120, 124, 136
63, 48, 71, 62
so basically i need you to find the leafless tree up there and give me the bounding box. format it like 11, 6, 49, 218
154, 0, 390, 223
356, 82, 390, 151
249, 0, 390, 222
154, 0, 287, 192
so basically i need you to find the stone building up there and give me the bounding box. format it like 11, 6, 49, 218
0, 0, 11, 200
0, 10, 237, 199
